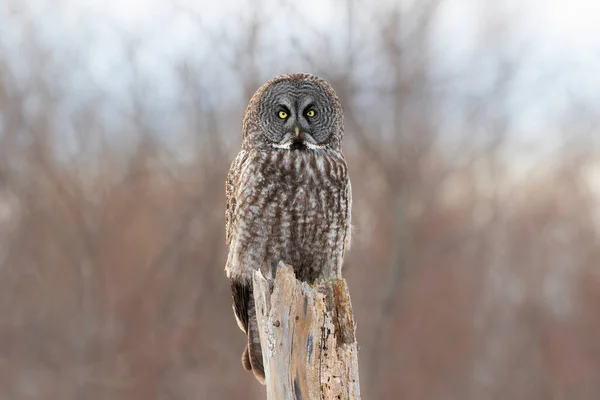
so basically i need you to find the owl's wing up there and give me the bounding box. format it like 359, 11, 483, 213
342, 177, 353, 257
225, 149, 249, 245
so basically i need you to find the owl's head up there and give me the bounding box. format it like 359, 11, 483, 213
242, 73, 344, 151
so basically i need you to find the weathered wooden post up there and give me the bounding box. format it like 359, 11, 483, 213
252, 262, 361, 399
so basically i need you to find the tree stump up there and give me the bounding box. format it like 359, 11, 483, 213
252, 262, 361, 400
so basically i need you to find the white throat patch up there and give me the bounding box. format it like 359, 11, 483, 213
271, 141, 326, 150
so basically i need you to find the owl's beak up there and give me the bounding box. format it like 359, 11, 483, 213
294, 126, 300, 138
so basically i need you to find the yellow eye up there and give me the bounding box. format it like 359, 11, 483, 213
306, 109, 315, 117
278, 111, 288, 119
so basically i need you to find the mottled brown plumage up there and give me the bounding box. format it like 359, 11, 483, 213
225, 73, 352, 384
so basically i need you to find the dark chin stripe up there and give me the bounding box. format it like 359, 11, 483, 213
290, 142, 307, 151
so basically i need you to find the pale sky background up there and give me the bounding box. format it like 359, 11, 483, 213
5, 0, 600, 93
1, 0, 599, 157
3, 0, 599, 104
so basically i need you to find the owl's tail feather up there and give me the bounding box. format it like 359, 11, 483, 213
246, 295, 266, 384
241, 345, 252, 371
231, 279, 265, 384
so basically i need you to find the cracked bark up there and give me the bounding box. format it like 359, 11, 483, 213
252, 262, 361, 400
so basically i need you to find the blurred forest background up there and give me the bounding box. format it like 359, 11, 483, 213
1, 0, 600, 399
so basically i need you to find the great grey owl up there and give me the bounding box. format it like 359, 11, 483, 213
225, 73, 352, 384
